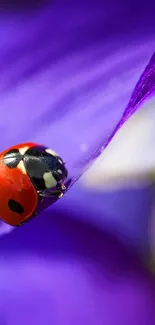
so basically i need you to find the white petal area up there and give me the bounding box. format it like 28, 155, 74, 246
43, 171, 57, 189
81, 98, 155, 191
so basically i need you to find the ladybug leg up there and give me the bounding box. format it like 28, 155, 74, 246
36, 178, 72, 199
56, 181, 67, 197
37, 189, 64, 198
37, 180, 67, 199
56, 182, 66, 195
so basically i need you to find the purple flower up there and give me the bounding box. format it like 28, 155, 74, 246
0, 1, 154, 324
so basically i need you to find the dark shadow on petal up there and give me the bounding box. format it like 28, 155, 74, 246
0, 2, 154, 93
0, 0, 50, 11
0, 209, 154, 285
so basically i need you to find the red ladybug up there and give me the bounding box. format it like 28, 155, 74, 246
0, 142, 68, 226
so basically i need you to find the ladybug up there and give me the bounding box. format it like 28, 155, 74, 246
0, 142, 68, 226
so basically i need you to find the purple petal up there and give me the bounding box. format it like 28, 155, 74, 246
0, 213, 154, 325
0, 3, 154, 325
0, 4, 154, 181
105, 52, 155, 150
0, 3, 154, 214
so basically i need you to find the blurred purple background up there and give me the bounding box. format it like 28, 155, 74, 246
0, 1, 154, 324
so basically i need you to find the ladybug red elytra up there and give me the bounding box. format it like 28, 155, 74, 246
0, 142, 68, 226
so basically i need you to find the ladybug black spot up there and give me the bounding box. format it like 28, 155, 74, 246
8, 199, 24, 214
3, 149, 22, 168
